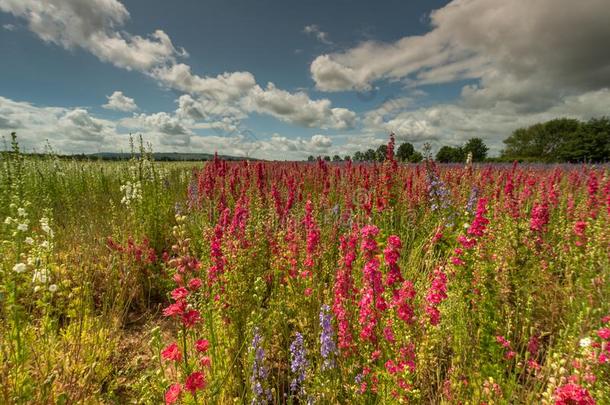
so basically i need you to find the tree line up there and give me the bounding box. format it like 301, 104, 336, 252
307, 142, 424, 163
500, 117, 609, 163
307, 116, 609, 164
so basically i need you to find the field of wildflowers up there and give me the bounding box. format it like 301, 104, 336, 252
1, 133, 609, 404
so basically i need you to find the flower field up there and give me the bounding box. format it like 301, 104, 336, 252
1, 135, 609, 404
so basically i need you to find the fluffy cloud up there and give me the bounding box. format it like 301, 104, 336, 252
152, 64, 257, 102
362, 88, 610, 155
311, 0, 610, 107
1, 0, 358, 139
1, 95, 350, 160
103, 91, 138, 112
0, 96, 117, 151
121, 112, 190, 136
0, 0, 184, 72
245, 83, 356, 129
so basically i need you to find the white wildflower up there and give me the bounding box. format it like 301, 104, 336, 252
48, 284, 58, 293
17, 208, 27, 217
32, 269, 49, 284
579, 337, 592, 348
17, 223, 28, 232
40, 217, 54, 237
4, 216, 13, 225
25, 237, 34, 245
120, 181, 143, 206
13, 263, 27, 273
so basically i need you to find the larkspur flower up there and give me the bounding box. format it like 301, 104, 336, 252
161, 342, 182, 362
384, 235, 404, 287
290, 332, 308, 395
467, 198, 489, 237
181, 309, 201, 327
425, 268, 447, 326
165, 383, 181, 404
163, 300, 186, 317
319, 305, 337, 370
188, 277, 203, 290
250, 328, 271, 404
553, 383, 595, 405
597, 327, 610, 340
185, 371, 206, 393
530, 201, 550, 233
171, 287, 189, 301
393, 280, 416, 324
465, 187, 479, 214
195, 339, 210, 353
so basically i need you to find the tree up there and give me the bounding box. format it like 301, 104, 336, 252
463, 138, 488, 162
556, 117, 610, 162
364, 149, 376, 161
307, 155, 315, 162
376, 145, 387, 162
343, 155, 351, 162
501, 118, 581, 162
332, 155, 342, 162
323, 155, 331, 162
353, 151, 364, 161
396, 142, 414, 162
409, 151, 423, 163
436, 146, 465, 163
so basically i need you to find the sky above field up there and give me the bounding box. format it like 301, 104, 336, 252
1, 0, 610, 159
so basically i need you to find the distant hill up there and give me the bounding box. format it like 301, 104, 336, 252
87, 152, 254, 161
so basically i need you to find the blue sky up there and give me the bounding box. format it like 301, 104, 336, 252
1, 0, 609, 159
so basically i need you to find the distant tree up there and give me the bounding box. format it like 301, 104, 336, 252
376, 144, 387, 162
501, 118, 581, 162
343, 155, 351, 162
323, 155, 331, 162
353, 151, 364, 161
463, 137, 489, 162
436, 146, 465, 163
555, 117, 610, 162
307, 155, 315, 162
364, 149, 376, 161
332, 155, 342, 162
409, 151, 423, 163
396, 142, 414, 162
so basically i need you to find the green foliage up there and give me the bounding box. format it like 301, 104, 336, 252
501, 117, 610, 162
436, 145, 465, 163
409, 151, 424, 163
396, 142, 415, 162
463, 137, 489, 162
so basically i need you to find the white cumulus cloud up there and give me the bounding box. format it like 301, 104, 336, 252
103, 91, 138, 112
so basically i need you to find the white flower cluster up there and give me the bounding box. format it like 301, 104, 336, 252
120, 181, 143, 206
5, 207, 58, 293
4, 206, 30, 234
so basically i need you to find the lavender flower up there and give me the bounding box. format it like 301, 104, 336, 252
290, 332, 308, 395
250, 328, 272, 404
426, 169, 450, 211
319, 304, 337, 370
465, 186, 479, 214
187, 180, 198, 209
